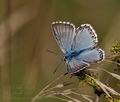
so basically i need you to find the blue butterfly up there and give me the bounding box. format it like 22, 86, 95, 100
52, 21, 105, 74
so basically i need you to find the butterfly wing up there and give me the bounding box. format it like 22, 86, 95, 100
76, 48, 105, 64
52, 21, 75, 53
67, 48, 105, 74
67, 59, 90, 74
72, 24, 98, 51
52, 22, 105, 74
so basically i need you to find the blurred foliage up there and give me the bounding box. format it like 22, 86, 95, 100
111, 41, 120, 68
0, 0, 120, 102
111, 41, 120, 54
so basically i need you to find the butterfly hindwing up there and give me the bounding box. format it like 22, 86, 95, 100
67, 59, 90, 74
76, 48, 105, 64
72, 24, 98, 51
67, 48, 105, 74
52, 21, 75, 53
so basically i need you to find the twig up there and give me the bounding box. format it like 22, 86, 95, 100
95, 95, 99, 102
47, 96, 72, 102
61, 94, 81, 102
105, 59, 120, 66
31, 74, 64, 102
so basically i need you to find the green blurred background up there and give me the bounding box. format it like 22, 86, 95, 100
0, 0, 120, 102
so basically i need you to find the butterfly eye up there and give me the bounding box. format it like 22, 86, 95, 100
64, 56, 67, 61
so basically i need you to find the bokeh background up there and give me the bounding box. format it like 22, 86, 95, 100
0, 0, 120, 102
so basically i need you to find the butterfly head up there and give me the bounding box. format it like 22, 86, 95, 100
64, 55, 72, 62
64, 56, 67, 61
64, 51, 80, 66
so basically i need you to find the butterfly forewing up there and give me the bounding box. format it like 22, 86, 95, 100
52, 21, 75, 53
67, 48, 105, 74
72, 24, 98, 51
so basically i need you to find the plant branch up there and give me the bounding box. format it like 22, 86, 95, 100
31, 74, 64, 102
95, 95, 99, 102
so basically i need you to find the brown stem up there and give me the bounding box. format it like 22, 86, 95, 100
95, 95, 100, 102
31, 74, 64, 102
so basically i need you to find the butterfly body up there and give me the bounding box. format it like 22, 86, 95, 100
64, 50, 78, 61
64, 48, 90, 61
52, 21, 105, 74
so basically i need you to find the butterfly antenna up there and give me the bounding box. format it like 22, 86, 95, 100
47, 49, 59, 55
46, 49, 63, 60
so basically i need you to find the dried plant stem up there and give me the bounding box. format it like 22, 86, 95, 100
95, 95, 99, 102
62, 94, 81, 102
31, 74, 64, 102
105, 59, 120, 66
47, 96, 71, 102
43, 87, 57, 94
70, 91, 93, 102
106, 54, 119, 59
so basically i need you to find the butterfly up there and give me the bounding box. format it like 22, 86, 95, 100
52, 21, 105, 74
